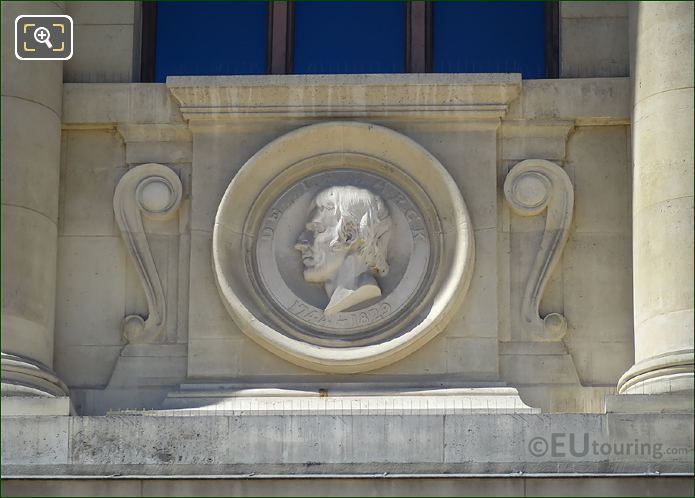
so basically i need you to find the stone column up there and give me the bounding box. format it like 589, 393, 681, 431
618, 2, 694, 394
1, 1, 69, 402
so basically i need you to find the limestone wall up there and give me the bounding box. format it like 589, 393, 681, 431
52, 76, 634, 414
64, 1, 141, 83
560, 2, 630, 78
3, 3, 693, 494
0, 1, 679, 417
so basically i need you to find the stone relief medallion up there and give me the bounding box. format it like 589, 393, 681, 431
213, 122, 475, 373
253, 166, 435, 347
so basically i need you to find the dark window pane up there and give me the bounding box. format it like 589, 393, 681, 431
155, 1, 267, 82
433, 2, 545, 78
293, 1, 405, 74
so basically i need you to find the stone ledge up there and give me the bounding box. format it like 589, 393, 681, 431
167, 73, 522, 121
0, 396, 71, 416
157, 387, 539, 415
511, 77, 630, 124
605, 393, 694, 414
62, 83, 183, 125
2, 412, 692, 476
60, 77, 631, 127
2, 475, 693, 497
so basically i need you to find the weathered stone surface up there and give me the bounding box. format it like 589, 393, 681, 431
64, 2, 139, 83
2, 412, 692, 475
1, 0, 66, 398
4, 476, 693, 497
211, 121, 475, 373
48, 74, 645, 410
618, 1, 694, 395
1, 1, 693, 492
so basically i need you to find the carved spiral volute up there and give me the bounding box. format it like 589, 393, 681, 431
504, 159, 574, 342
114, 164, 182, 344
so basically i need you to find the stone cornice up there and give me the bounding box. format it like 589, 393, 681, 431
60, 77, 631, 127
166, 74, 522, 121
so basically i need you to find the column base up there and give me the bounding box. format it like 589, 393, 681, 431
617, 350, 694, 394
1, 352, 71, 415
605, 392, 694, 413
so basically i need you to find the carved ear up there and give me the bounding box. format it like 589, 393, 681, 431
333, 217, 358, 251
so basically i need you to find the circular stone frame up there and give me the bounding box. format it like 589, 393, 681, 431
250, 161, 439, 347
213, 122, 475, 373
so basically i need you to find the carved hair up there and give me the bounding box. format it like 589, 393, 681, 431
314, 186, 392, 276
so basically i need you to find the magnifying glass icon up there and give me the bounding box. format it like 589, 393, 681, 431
33, 27, 53, 49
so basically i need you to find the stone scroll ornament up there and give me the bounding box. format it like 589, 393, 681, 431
113, 163, 182, 344
504, 159, 574, 342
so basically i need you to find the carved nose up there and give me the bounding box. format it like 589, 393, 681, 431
294, 230, 311, 251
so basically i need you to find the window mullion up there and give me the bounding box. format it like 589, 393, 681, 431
140, 1, 157, 82
406, 1, 432, 73
544, 2, 559, 78
268, 0, 294, 75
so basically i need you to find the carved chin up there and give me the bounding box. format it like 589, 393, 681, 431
302, 254, 339, 284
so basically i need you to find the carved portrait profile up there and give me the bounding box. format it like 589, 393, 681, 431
214, 121, 474, 372
294, 186, 392, 316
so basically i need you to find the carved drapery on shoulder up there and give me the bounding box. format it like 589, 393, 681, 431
504, 159, 574, 342
113, 163, 182, 344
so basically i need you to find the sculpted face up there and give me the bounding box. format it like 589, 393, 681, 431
294, 202, 346, 284
294, 186, 392, 314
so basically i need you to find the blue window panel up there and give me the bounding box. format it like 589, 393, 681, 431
293, 1, 405, 74
155, 2, 267, 82
433, 2, 545, 79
